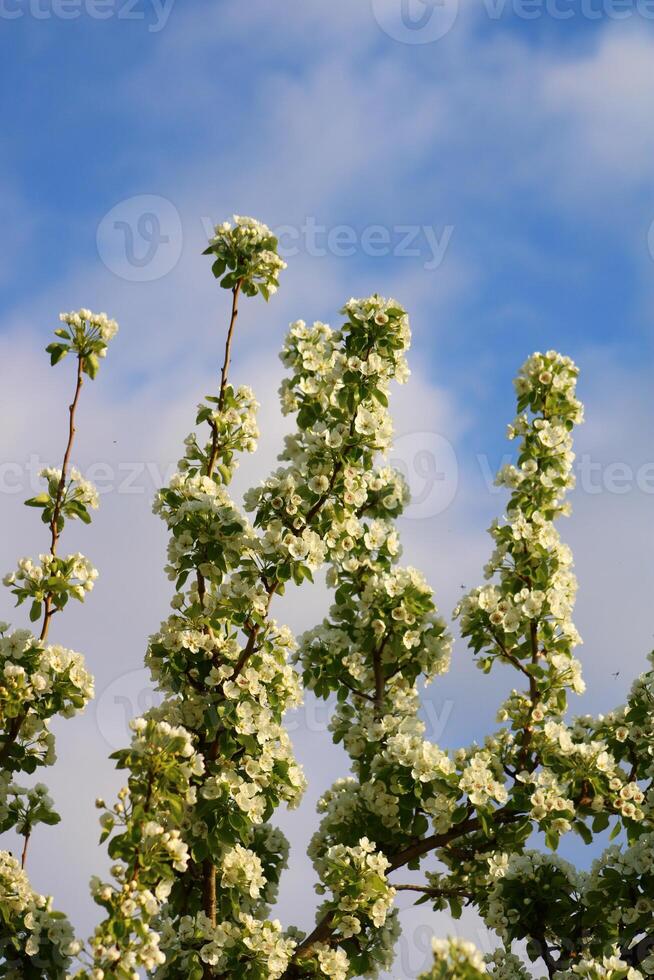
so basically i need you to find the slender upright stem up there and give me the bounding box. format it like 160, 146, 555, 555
200, 281, 242, 932
21, 828, 31, 869
218, 283, 242, 411
1, 356, 86, 770
41, 355, 85, 642
206, 283, 242, 479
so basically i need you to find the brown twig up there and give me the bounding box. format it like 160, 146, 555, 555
1, 358, 86, 769
20, 828, 31, 869
206, 283, 242, 479
41, 355, 85, 642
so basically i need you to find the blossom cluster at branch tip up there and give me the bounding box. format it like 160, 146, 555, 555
47, 308, 119, 376
204, 214, 286, 299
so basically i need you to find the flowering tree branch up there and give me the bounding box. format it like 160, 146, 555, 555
2, 220, 654, 980
0, 308, 117, 975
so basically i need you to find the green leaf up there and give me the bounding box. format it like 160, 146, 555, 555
609, 820, 622, 841
592, 812, 610, 834
40, 810, 61, 826
84, 353, 100, 379
24, 494, 50, 508
46, 343, 69, 366
29, 601, 42, 623
574, 821, 593, 845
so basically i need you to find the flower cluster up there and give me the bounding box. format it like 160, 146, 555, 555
47, 308, 119, 376
458, 749, 509, 810
314, 838, 396, 941
455, 352, 583, 698
0, 780, 59, 836
0, 627, 93, 754
0, 851, 81, 975
3, 552, 98, 622
153, 471, 256, 589
25, 466, 99, 530
188, 383, 260, 482
417, 937, 488, 979
149, 911, 297, 979
87, 716, 204, 977
204, 214, 286, 298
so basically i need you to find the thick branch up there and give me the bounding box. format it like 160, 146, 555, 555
0, 711, 27, 768
287, 808, 525, 968
373, 636, 387, 715
518, 617, 541, 769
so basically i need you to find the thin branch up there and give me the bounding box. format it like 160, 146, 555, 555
489, 628, 532, 681
41, 354, 85, 642
2, 353, 85, 763
206, 282, 242, 479
340, 678, 376, 704
20, 828, 31, 869
394, 883, 469, 900
218, 283, 242, 412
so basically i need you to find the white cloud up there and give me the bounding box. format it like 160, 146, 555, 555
542, 30, 654, 186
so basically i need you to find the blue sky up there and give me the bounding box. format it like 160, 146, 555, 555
2, 2, 654, 974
